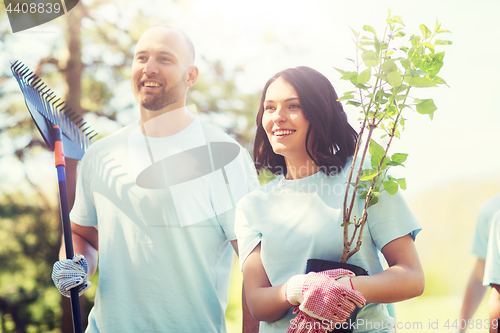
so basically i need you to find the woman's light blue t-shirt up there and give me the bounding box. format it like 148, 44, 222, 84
235, 159, 421, 333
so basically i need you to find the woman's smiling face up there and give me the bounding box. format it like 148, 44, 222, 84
262, 77, 310, 161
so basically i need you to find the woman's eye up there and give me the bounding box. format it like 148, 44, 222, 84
264, 105, 275, 111
290, 104, 301, 109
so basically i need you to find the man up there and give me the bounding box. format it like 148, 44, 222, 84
456, 193, 500, 333
51, 25, 259, 332
484, 211, 500, 333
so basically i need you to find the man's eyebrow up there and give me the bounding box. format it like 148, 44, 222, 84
134, 51, 177, 58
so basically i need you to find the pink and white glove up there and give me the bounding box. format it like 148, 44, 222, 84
285, 269, 366, 323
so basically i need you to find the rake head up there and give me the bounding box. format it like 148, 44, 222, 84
11, 60, 97, 160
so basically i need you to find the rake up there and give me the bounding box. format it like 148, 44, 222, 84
11, 60, 97, 333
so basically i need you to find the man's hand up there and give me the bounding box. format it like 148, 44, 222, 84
52, 254, 91, 297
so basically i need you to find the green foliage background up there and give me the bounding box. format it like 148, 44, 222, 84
0, 1, 498, 332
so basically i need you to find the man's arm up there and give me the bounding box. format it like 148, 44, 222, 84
230, 240, 259, 333
59, 222, 98, 278
489, 284, 500, 333
458, 258, 487, 332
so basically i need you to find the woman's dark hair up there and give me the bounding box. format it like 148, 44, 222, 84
253, 66, 358, 176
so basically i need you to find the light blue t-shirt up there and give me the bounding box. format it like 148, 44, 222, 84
70, 117, 259, 333
484, 211, 500, 286
235, 159, 421, 333
471, 193, 500, 259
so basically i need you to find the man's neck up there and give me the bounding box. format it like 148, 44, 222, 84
140, 105, 196, 137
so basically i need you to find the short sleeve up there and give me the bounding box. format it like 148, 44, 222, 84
234, 203, 262, 271
70, 148, 98, 227
484, 212, 500, 286
216, 147, 259, 241
365, 190, 421, 251
471, 197, 500, 259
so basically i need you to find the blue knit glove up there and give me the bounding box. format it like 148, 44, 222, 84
52, 254, 91, 297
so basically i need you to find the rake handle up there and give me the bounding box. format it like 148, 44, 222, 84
54, 126, 84, 333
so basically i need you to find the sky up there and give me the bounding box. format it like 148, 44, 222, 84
1, 0, 499, 198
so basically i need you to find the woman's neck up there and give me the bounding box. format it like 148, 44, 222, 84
284, 155, 319, 180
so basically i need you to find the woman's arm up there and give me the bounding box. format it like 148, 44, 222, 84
350, 234, 424, 303
242, 243, 292, 322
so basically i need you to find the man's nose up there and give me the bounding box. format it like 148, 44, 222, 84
143, 59, 159, 76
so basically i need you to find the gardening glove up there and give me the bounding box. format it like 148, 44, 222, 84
52, 254, 91, 298
285, 269, 366, 323
287, 307, 329, 333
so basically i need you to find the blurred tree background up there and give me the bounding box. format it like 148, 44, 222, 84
1, 0, 499, 332
0, 0, 260, 331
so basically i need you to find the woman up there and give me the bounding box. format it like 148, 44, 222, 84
235, 66, 424, 333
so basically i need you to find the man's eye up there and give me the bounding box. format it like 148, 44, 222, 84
160, 57, 171, 62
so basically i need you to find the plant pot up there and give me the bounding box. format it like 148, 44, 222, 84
305, 259, 368, 333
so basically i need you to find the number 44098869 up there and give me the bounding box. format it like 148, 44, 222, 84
444, 319, 499, 330
5, 2, 61, 14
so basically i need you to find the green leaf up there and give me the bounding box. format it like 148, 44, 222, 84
434, 19, 441, 32
359, 190, 368, 200
347, 100, 361, 107
383, 180, 399, 195
361, 50, 381, 67
368, 195, 379, 207
396, 178, 407, 190
435, 39, 452, 45
350, 27, 359, 37
431, 75, 448, 86
387, 16, 404, 26
369, 139, 386, 169
357, 68, 371, 85
374, 37, 381, 54
337, 92, 355, 101
404, 76, 438, 87
385, 105, 398, 117
387, 71, 402, 87
410, 69, 429, 75
360, 169, 379, 181
416, 98, 437, 114
437, 29, 452, 34
399, 118, 406, 130
381, 59, 398, 73
410, 35, 421, 46
420, 24, 432, 39
391, 153, 408, 164
363, 25, 376, 34
422, 42, 435, 51
393, 31, 406, 38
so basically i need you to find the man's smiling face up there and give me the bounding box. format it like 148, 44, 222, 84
131, 26, 190, 111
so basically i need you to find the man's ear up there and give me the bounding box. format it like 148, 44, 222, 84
186, 66, 199, 87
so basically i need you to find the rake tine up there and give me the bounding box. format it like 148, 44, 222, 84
26, 73, 36, 82
32, 78, 42, 88
12, 60, 97, 158
20, 67, 30, 76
